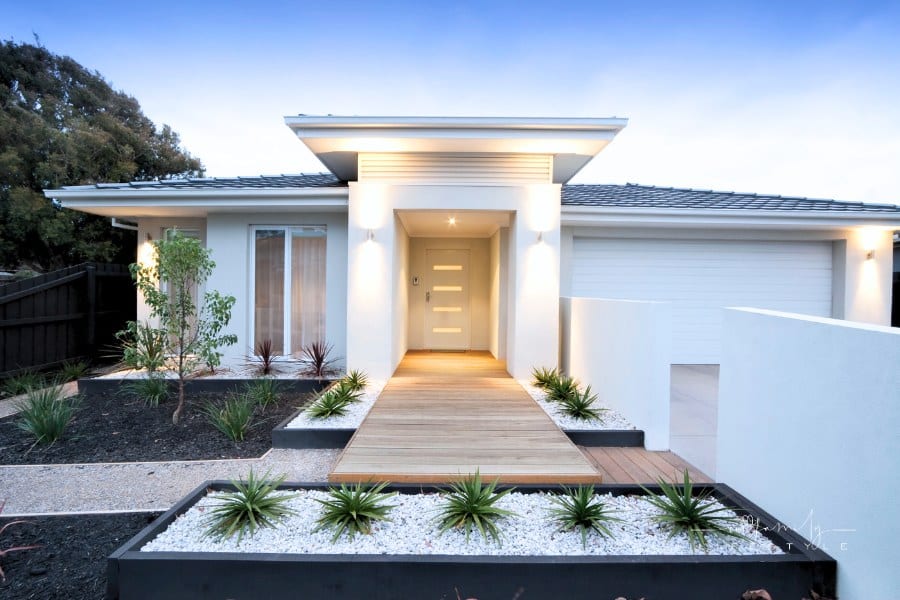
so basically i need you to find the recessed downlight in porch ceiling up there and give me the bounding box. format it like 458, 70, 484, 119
397, 210, 511, 238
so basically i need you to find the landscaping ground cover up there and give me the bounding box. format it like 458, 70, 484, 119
0, 511, 161, 600
0, 390, 311, 465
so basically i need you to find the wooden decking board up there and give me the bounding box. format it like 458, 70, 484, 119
579, 447, 710, 485
329, 351, 601, 484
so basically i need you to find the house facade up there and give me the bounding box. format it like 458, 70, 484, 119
46, 116, 900, 380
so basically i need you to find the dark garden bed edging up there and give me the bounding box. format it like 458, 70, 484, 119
78, 377, 331, 397
107, 481, 836, 600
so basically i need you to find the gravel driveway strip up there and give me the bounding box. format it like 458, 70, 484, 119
0, 448, 340, 515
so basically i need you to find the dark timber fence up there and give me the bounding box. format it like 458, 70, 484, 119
0, 263, 136, 378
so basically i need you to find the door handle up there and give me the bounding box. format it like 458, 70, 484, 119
425, 291, 431, 302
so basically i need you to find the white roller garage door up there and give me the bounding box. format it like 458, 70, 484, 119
571, 238, 833, 363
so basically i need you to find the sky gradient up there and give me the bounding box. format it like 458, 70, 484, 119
4, 0, 900, 203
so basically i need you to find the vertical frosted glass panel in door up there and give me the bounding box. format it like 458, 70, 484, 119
254, 230, 285, 354
290, 229, 326, 356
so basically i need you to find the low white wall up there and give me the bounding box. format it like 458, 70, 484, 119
718, 308, 900, 600
560, 297, 672, 450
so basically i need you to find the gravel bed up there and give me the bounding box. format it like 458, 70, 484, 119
96, 364, 328, 380
0, 511, 161, 600
142, 489, 780, 557
285, 380, 386, 429
519, 382, 636, 430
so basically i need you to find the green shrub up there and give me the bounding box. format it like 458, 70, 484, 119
3, 371, 43, 397
558, 385, 606, 421
306, 387, 354, 418
205, 394, 255, 441
545, 375, 580, 403
60, 360, 89, 382
342, 369, 368, 393
116, 321, 167, 373
547, 485, 619, 548
244, 378, 282, 410
314, 482, 396, 542
530, 366, 560, 389
436, 470, 517, 545
122, 375, 169, 407
15, 385, 76, 444
204, 470, 296, 543
640, 469, 749, 552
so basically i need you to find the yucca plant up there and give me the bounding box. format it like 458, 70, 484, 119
60, 360, 89, 382
546, 375, 580, 403
531, 366, 560, 389
547, 485, 620, 548
342, 369, 369, 393
0, 500, 41, 582
3, 370, 43, 397
122, 375, 169, 407
299, 340, 338, 379
116, 320, 167, 373
15, 385, 77, 444
244, 378, 282, 410
314, 482, 396, 542
306, 386, 354, 418
331, 380, 362, 403
249, 338, 280, 375
204, 470, 297, 543
558, 385, 606, 421
640, 469, 749, 552
436, 470, 517, 545
205, 394, 255, 441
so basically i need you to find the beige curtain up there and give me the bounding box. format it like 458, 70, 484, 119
254, 230, 285, 353
290, 231, 326, 355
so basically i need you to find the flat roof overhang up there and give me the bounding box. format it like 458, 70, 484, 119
284, 115, 628, 183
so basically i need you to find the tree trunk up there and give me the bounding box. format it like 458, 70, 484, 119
172, 378, 185, 424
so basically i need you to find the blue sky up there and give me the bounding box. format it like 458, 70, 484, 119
4, 0, 900, 203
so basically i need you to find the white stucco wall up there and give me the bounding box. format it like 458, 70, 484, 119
488, 228, 509, 360
560, 296, 672, 450
392, 215, 410, 369
833, 227, 894, 324
718, 308, 900, 600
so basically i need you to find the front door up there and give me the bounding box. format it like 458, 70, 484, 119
424, 249, 470, 350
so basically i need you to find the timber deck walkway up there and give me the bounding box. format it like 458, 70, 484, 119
329, 351, 602, 484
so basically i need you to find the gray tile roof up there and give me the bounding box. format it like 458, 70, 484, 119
62, 173, 346, 190
57, 174, 900, 214
562, 183, 900, 213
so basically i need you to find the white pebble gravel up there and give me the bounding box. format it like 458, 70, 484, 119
285, 380, 386, 429
96, 364, 326, 380
141, 490, 781, 556
519, 382, 636, 430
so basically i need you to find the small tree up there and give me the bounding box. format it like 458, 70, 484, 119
128, 230, 237, 424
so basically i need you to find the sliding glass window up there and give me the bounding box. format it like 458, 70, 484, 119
253, 226, 326, 357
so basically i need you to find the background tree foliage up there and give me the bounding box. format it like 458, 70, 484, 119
0, 40, 203, 270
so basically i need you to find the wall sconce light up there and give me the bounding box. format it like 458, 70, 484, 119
866, 250, 875, 260
536, 231, 544, 243
366, 229, 375, 242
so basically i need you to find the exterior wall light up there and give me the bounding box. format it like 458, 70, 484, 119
866, 250, 875, 260
536, 231, 543, 243
366, 229, 375, 242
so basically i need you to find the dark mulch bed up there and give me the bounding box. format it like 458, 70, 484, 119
0, 511, 161, 600
0, 388, 312, 465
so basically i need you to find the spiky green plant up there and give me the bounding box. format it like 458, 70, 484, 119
547, 485, 620, 548
436, 470, 517, 545
342, 369, 369, 393
314, 482, 396, 542
331, 380, 362, 403
244, 378, 282, 410
546, 375, 580, 403
531, 366, 560, 389
306, 386, 356, 418
640, 469, 750, 552
558, 385, 606, 421
15, 385, 76, 444
3, 371, 43, 397
123, 375, 169, 407
204, 470, 297, 543
205, 394, 255, 441
60, 360, 89, 382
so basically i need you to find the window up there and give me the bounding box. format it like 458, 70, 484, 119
252, 226, 326, 357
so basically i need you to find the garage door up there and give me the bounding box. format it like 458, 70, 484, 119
571, 238, 833, 363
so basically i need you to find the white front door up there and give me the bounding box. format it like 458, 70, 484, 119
424, 249, 470, 350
